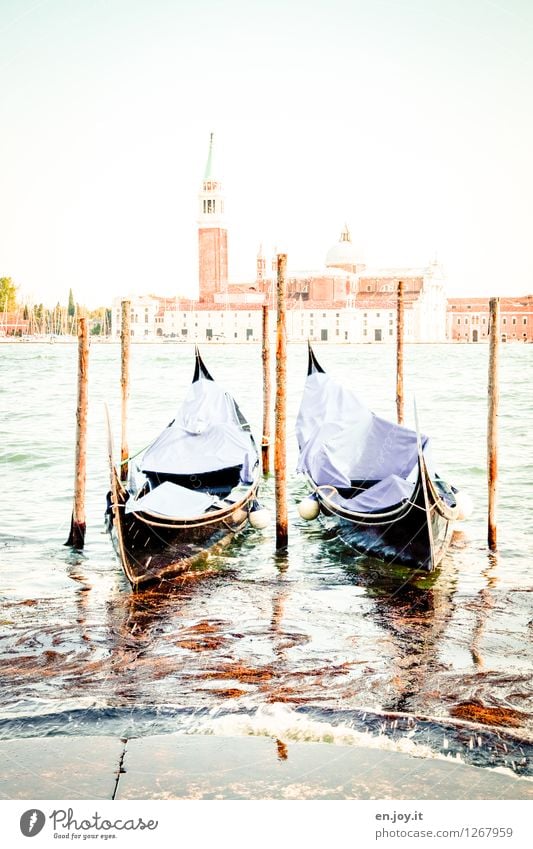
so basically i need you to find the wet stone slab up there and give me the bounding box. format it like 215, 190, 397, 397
0, 736, 124, 800
116, 735, 533, 800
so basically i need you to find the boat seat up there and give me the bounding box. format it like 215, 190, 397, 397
144, 465, 242, 499
336, 480, 380, 499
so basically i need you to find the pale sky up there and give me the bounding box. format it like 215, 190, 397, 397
1, 0, 532, 307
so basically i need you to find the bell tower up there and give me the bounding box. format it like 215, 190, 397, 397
198, 133, 228, 302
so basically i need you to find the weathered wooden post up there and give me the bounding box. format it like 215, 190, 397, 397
488, 297, 499, 550
275, 254, 288, 549
262, 303, 271, 475
66, 314, 89, 549
120, 299, 131, 482
396, 278, 404, 425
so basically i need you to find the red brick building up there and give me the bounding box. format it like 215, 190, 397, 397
447, 296, 533, 342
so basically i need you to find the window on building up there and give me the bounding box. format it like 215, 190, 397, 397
145, 314, 149, 323
467, 305, 471, 309
181, 329, 187, 336
234, 332, 238, 338
458, 318, 461, 324
523, 317, 528, 324
389, 328, 393, 335
367, 285, 371, 291
503, 317, 507, 324
512, 317, 517, 325
482, 317, 486, 324
376, 313, 380, 317
363, 329, 367, 336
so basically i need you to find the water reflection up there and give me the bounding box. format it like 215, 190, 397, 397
470, 551, 499, 669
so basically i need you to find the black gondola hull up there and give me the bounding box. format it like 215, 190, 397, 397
105, 348, 261, 589
311, 467, 457, 573
108, 468, 258, 588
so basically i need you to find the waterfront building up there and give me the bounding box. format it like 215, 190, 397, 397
447, 296, 533, 342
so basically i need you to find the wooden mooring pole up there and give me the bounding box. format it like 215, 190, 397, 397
275, 254, 288, 549
396, 278, 404, 425
66, 315, 89, 549
120, 299, 131, 482
488, 297, 499, 550
261, 303, 271, 475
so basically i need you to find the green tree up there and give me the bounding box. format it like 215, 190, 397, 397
67, 288, 75, 317
0, 277, 18, 312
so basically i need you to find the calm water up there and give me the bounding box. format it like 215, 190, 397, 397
0, 341, 532, 777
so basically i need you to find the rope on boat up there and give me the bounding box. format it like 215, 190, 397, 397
316, 483, 440, 521
118, 442, 151, 466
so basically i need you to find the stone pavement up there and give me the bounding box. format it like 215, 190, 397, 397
0, 735, 531, 800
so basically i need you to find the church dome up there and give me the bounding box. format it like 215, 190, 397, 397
325, 225, 362, 271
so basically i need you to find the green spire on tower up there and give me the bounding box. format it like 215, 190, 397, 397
204, 132, 215, 180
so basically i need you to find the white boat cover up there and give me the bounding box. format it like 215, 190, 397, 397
296, 371, 428, 512
140, 378, 257, 478
125, 481, 216, 517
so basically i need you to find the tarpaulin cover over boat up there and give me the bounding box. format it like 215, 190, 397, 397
106, 348, 262, 587
296, 370, 430, 513
141, 378, 257, 479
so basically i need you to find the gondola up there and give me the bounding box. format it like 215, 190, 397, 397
296, 345, 462, 572
105, 348, 264, 588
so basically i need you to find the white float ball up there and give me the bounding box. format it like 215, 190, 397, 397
249, 508, 271, 530
298, 496, 320, 521
455, 490, 473, 521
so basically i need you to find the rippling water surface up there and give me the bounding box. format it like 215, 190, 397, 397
0, 341, 532, 777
